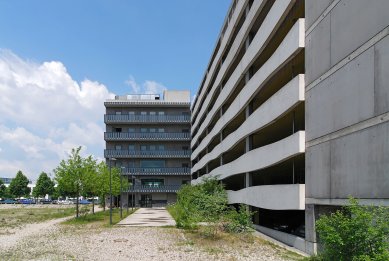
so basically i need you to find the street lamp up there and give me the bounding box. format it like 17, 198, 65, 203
120, 166, 125, 219
109, 157, 116, 225
131, 175, 135, 210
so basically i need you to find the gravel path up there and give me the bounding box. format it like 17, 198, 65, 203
0, 215, 71, 252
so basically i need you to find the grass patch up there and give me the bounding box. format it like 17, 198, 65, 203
0, 206, 76, 229
62, 208, 137, 227
177, 227, 305, 260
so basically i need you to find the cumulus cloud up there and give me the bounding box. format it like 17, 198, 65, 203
0, 49, 114, 180
125, 75, 167, 95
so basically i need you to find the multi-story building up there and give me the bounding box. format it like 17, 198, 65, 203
104, 90, 191, 207
191, 0, 389, 254
191, 0, 306, 250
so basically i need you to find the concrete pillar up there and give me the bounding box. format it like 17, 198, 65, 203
305, 204, 318, 255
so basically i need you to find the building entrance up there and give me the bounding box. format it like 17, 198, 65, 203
140, 194, 152, 207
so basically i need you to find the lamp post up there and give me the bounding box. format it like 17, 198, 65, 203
131, 175, 135, 210
120, 166, 125, 219
109, 157, 116, 225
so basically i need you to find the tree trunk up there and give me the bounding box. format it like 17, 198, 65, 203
92, 197, 95, 214
103, 194, 106, 212
76, 194, 79, 218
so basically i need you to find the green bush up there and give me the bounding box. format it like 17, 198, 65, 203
169, 177, 253, 234
223, 205, 254, 233
316, 198, 389, 261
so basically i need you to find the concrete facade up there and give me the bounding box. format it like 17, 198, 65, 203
104, 90, 191, 207
191, 0, 389, 254
305, 0, 389, 254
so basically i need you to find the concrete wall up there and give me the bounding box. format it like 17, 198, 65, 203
305, 0, 389, 254
163, 90, 190, 103
227, 184, 305, 210
253, 224, 307, 253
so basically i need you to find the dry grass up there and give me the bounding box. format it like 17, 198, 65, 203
176, 227, 304, 260
0, 205, 76, 230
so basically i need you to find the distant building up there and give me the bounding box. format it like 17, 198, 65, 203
104, 90, 191, 207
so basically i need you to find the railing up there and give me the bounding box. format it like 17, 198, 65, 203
125, 185, 182, 193
104, 114, 190, 123
122, 167, 190, 175
104, 150, 191, 158
104, 132, 190, 140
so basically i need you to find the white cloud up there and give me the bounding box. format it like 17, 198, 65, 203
125, 75, 167, 95
0, 49, 114, 180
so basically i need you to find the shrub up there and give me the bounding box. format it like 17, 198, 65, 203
316, 198, 389, 261
169, 177, 253, 235
223, 205, 254, 233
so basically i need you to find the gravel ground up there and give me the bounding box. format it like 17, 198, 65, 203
0, 224, 301, 261
0, 206, 302, 261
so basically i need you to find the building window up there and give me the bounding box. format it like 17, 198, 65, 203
128, 111, 135, 115
150, 111, 156, 115
128, 145, 135, 151
158, 128, 164, 133
150, 145, 156, 151
114, 127, 122, 133
128, 160, 135, 167
141, 179, 164, 187
115, 111, 121, 115
115, 145, 122, 150
150, 128, 156, 133
182, 146, 189, 150
128, 128, 135, 133
158, 111, 165, 115
182, 163, 189, 168
182, 129, 189, 133
141, 128, 147, 133
141, 111, 147, 115
140, 160, 165, 168
158, 145, 165, 151
141, 145, 147, 151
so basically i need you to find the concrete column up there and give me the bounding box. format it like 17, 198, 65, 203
305, 204, 318, 255
245, 2, 250, 17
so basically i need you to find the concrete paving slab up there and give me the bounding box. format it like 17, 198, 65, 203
117, 207, 176, 227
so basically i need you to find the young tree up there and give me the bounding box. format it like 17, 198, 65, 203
0, 179, 7, 198
82, 155, 98, 214
9, 170, 31, 198
316, 198, 389, 260
33, 172, 55, 198
96, 161, 122, 211
54, 147, 88, 218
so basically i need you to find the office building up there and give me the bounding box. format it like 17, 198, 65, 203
104, 90, 191, 207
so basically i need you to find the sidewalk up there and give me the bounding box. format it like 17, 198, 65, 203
117, 207, 176, 227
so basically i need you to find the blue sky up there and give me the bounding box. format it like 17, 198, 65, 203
0, 0, 230, 95
0, 1, 230, 180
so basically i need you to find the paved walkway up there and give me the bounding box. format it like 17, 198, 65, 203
117, 207, 176, 227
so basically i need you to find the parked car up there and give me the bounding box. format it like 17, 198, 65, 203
79, 200, 91, 205
18, 199, 35, 204
3, 199, 18, 204
40, 199, 52, 204
60, 200, 74, 205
